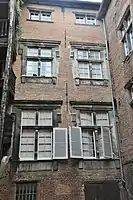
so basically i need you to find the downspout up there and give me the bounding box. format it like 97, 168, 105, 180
102, 18, 127, 197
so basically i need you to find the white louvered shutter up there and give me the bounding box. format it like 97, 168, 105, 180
19, 129, 35, 161
53, 128, 68, 159
69, 127, 83, 158
101, 126, 113, 158
22, 111, 36, 126
38, 130, 52, 160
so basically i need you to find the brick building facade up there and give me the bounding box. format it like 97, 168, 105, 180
98, 0, 133, 199
0, 0, 126, 199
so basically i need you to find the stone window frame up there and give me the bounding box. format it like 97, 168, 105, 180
70, 101, 118, 160
74, 12, 97, 26
124, 77, 133, 107
118, 6, 133, 59
27, 7, 54, 23
19, 40, 60, 84
70, 43, 109, 86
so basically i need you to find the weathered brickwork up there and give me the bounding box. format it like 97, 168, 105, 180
102, 0, 133, 198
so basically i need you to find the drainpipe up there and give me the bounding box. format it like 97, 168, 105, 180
102, 18, 129, 200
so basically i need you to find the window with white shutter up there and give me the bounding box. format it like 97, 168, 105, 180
30, 11, 40, 21
75, 14, 96, 25
101, 126, 113, 158
53, 128, 68, 159
19, 129, 35, 161
38, 130, 52, 160
29, 10, 52, 22
69, 127, 83, 158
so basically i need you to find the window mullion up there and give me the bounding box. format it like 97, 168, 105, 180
34, 130, 38, 160
89, 63, 92, 79
38, 60, 41, 76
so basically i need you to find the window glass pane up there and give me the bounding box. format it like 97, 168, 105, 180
39, 111, 52, 126
96, 113, 109, 126
38, 130, 52, 159
86, 17, 96, 25
80, 112, 92, 126
27, 48, 38, 57
78, 50, 88, 59
30, 11, 39, 20
40, 49, 52, 57
40, 61, 52, 77
90, 51, 100, 60
27, 61, 38, 76
91, 63, 102, 79
76, 15, 85, 24
22, 111, 36, 126
41, 12, 51, 21
82, 130, 95, 157
78, 62, 90, 78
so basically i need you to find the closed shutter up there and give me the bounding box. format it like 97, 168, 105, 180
52, 48, 59, 78
38, 130, 52, 160
22, 111, 36, 126
101, 126, 113, 158
38, 111, 52, 126
19, 129, 35, 161
53, 128, 68, 159
69, 127, 83, 158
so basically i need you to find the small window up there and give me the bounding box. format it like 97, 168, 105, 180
78, 62, 90, 79
120, 10, 133, 56
90, 50, 101, 60
16, 182, 37, 200
78, 50, 88, 59
76, 14, 96, 25
30, 11, 39, 21
41, 12, 52, 21
38, 111, 52, 126
91, 63, 102, 79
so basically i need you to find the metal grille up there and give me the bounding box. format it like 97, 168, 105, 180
16, 183, 36, 200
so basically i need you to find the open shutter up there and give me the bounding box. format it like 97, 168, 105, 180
38, 130, 52, 160
19, 129, 35, 161
53, 128, 68, 159
69, 127, 83, 158
101, 126, 113, 158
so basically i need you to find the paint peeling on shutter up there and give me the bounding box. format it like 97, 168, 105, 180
69, 127, 83, 158
53, 128, 68, 159
101, 126, 113, 158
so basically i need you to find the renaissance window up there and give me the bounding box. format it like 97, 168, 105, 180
76, 14, 96, 25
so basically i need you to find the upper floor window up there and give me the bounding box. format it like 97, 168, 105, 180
29, 10, 52, 22
77, 49, 104, 80
120, 10, 133, 56
26, 47, 52, 77
76, 14, 96, 25
16, 182, 37, 200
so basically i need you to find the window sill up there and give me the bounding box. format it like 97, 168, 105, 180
21, 75, 57, 84
75, 78, 109, 87
27, 19, 54, 23
75, 23, 100, 27
123, 50, 133, 63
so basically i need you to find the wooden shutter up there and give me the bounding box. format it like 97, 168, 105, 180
69, 127, 83, 158
53, 128, 68, 159
21, 111, 36, 126
101, 126, 113, 158
19, 129, 35, 161
38, 130, 52, 160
